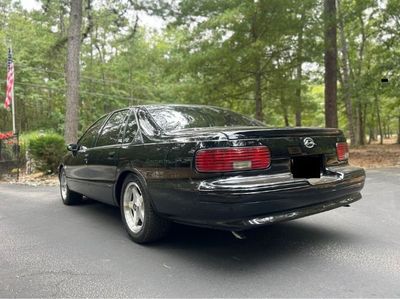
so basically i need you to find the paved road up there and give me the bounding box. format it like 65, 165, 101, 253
0, 168, 399, 298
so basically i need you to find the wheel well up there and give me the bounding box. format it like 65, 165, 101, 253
115, 171, 158, 212
58, 164, 64, 178
115, 171, 139, 206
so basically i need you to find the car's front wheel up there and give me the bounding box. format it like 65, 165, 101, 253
120, 175, 170, 243
59, 168, 82, 205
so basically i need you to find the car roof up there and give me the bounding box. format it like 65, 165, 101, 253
136, 104, 224, 110
106, 104, 228, 114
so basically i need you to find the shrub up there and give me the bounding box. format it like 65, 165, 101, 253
28, 132, 66, 173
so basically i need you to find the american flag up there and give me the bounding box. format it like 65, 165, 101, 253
4, 48, 14, 110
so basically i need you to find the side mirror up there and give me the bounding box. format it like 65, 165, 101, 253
67, 143, 79, 152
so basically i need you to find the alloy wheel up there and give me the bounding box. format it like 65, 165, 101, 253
123, 182, 145, 233
60, 170, 67, 200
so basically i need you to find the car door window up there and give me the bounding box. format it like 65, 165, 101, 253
122, 112, 139, 144
78, 115, 108, 148
96, 110, 129, 147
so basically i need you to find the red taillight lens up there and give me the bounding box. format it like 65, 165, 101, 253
336, 142, 349, 161
195, 146, 271, 173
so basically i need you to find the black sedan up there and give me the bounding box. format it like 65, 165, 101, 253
59, 105, 365, 243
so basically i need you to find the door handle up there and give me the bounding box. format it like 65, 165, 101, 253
108, 151, 116, 158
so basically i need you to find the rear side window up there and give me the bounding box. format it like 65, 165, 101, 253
78, 115, 108, 148
96, 110, 129, 147
122, 112, 138, 143
138, 109, 159, 136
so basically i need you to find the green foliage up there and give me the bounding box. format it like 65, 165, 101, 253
0, 0, 398, 143
27, 132, 66, 173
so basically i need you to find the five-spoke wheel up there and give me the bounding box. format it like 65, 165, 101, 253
120, 174, 171, 243
123, 182, 145, 234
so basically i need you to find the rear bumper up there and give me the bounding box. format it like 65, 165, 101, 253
148, 165, 365, 230
220, 192, 361, 230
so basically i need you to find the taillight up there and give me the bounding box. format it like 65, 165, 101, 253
195, 146, 271, 173
336, 142, 349, 161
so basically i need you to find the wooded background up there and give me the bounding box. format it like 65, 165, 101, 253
0, 0, 399, 145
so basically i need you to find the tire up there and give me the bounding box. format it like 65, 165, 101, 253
120, 174, 171, 243
59, 168, 82, 205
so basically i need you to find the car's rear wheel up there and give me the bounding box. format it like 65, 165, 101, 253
120, 174, 170, 243
59, 168, 82, 205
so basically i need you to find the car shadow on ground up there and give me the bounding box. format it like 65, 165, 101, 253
73, 200, 355, 273
155, 221, 353, 272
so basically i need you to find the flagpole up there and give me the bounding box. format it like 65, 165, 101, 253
10, 46, 16, 134
11, 82, 16, 134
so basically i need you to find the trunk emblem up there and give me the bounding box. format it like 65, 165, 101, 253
303, 137, 316, 148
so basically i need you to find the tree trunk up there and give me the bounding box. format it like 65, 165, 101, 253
354, 100, 366, 146
368, 112, 376, 144
354, 103, 360, 144
362, 103, 367, 144
355, 103, 365, 145
397, 114, 400, 144
375, 94, 383, 145
280, 87, 289, 126
337, 0, 355, 144
295, 14, 304, 127
251, 3, 263, 122
64, 0, 83, 144
368, 126, 373, 144
254, 70, 263, 121
284, 112, 289, 127
295, 36, 303, 127
324, 0, 338, 128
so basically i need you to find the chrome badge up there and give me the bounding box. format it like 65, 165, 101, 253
303, 137, 316, 149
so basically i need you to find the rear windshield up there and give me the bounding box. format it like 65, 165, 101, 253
146, 106, 263, 132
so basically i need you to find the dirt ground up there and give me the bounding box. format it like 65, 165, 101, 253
2, 171, 59, 186
349, 138, 400, 169
1, 139, 399, 186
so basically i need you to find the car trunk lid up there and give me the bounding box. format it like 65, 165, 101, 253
221, 127, 346, 178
